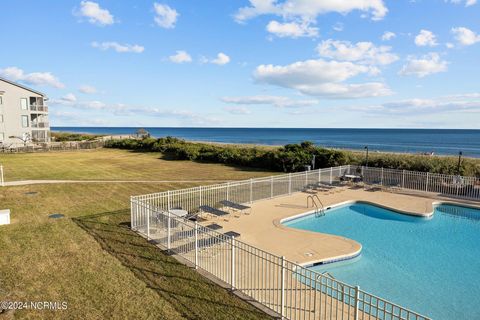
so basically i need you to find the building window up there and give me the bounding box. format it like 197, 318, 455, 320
21, 98, 28, 110
22, 115, 29, 127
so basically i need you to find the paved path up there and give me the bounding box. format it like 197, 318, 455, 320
3, 179, 231, 186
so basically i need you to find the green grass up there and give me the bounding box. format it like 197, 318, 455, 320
0, 151, 274, 319
1, 148, 275, 181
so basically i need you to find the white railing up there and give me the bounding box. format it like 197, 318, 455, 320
132, 166, 480, 225
128, 165, 480, 319
131, 197, 432, 320
31, 121, 49, 128
29, 105, 48, 112
357, 166, 480, 199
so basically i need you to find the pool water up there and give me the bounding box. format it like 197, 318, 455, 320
283, 202, 480, 320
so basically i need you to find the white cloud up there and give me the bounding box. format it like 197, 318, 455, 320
414, 29, 438, 47
451, 27, 480, 45
51, 98, 220, 124
153, 3, 178, 29
224, 106, 252, 115
79, 85, 97, 94
169, 50, 192, 63
381, 31, 396, 41
317, 39, 399, 65
399, 53, 448, 78
235, 0, 388, 22
91, 41, 144, 53
446, 0, 477, 7
254, 59, 392, 99
446, 42, 455, 49
0, 66, 65, 89
211, 53, 231, 65
51, 98, 107, 110
60, 93, 77, 103
266, 20, 318, 38
221, 95, 318, 108
348, 93, 480, 114
76, 1, 114, 26
332, 22, 344, 32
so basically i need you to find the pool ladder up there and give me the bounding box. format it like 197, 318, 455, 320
307, 194, 325, 217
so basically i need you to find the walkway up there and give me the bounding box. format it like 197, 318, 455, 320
3, 179, 231, 186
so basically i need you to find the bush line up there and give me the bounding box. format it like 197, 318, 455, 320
104, 137, 480, 177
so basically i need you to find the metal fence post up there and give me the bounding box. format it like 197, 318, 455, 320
329, 167, 333, 184
402, 170, 405, 189
288, 173, 292, 194
199, 187, 202, 207
167, 210, 171, 251
167, 190, 171, 210
281, 256, 286, 318
271, 176, 274, 198
146, 204, 150, 240
305, 170, 308, 186
231, 236, 235, 290
354, 285, 360, 320
194, 222, 198, 269
381, 168, 384, 186
130, 197, 134, 231
226, 182, 230, 201
0, 165, 4, 187
250, 179, 253, 204
425, 172, 430, 192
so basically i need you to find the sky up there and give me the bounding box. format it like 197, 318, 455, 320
1, 0, 480, 128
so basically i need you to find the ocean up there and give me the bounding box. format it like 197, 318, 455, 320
51, 127, 480, 158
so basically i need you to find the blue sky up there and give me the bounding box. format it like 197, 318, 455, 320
1, 0, 479, 128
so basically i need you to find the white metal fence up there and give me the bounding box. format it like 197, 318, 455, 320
131, 165, 480, 320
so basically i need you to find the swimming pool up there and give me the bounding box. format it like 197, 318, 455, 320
283, 202, 480, 320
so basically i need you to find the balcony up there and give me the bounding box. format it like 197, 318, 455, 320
31, 121, 49, 128
30, 105, 48, 112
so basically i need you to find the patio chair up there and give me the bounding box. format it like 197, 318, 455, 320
224, 231, 241, 238
219, 200, 251, 215
199, 205, 230, 220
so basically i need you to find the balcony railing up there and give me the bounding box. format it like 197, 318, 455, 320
29, 105, 48, 112
31, 122, 49, 128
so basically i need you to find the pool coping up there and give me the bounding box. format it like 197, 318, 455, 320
277, 199, 480, 267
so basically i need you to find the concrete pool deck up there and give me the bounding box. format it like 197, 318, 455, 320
202, 186, 480, 266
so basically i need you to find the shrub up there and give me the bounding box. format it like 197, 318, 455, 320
52, 132, 103, 142
104, 137, 480, 177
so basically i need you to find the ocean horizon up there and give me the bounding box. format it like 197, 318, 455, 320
52, 127, 480, 158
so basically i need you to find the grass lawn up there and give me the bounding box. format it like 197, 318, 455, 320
0, 150, 274, 319
0, 148, 275, 181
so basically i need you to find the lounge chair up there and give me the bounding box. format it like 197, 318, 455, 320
302, 184, 318, 194
316, 182, 336, 191
205, 223, 223, 230
199, 205, 229, 218
219, 200, 251, 215
224, 231, 241, 238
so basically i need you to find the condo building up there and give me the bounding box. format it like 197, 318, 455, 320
0, 77, 50, 146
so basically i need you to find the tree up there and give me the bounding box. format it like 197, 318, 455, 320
9, 133, 31, 146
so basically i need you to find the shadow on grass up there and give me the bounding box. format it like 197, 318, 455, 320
73, 210, 273, 320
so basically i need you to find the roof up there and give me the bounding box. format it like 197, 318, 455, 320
0, 76, 47, 97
